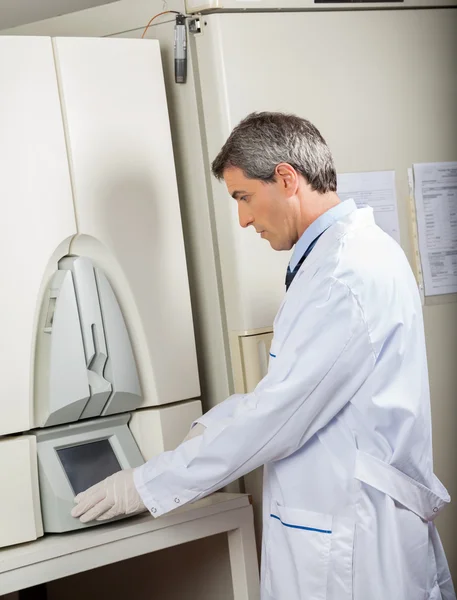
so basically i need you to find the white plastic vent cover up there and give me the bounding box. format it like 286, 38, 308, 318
35, 256, 142, 427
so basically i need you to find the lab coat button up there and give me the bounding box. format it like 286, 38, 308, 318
433, 507, 439, 513
174, 497, 180, 503
151, 507, 157, 513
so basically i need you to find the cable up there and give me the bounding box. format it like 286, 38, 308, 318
141, 11, 181, 38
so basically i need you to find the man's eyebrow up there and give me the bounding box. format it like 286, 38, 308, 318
231, 190, 247, 199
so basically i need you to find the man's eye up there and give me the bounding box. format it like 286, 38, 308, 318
240, 196, 249, 202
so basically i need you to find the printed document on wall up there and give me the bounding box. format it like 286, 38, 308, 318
413, 162, 457, 296
337, 171, 400, 243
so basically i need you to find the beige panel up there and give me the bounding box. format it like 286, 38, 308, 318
0, 36, 76, 435
0, 436, 43, 548
53, 36, 200, 407
129, 400, 203, 460
240, 333, 273, 393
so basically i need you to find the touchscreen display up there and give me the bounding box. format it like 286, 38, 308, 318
57, 439, 122, 495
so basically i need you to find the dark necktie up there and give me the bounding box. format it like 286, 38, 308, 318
285, 233, 324, 291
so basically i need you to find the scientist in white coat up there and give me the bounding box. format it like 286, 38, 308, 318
72, 112, 455, 600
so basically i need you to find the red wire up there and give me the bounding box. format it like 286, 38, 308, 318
141, 11, 181, 39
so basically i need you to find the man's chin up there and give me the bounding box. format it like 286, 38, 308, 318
268, 239, 291, 252
269, 243, 283, 251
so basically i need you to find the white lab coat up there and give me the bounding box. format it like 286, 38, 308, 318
135, 207, 455, 600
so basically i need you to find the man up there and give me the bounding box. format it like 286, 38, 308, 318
72, 112, 454, 600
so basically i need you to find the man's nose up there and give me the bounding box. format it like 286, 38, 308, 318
238, 203, 254, 229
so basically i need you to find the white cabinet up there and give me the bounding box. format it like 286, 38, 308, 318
0, 436, 43, 547
0, 36, 200, 438
0, 36, 201, 547
53, 37, 200, 407
0, 36, 76, 436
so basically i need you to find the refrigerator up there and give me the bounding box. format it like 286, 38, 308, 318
4, 0, 456, 571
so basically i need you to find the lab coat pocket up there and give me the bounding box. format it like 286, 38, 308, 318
266, 502, 332, 600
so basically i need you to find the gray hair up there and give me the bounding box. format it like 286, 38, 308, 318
211, 112, 337, 194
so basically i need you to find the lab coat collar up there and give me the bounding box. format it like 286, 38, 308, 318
289, 198, 358, 272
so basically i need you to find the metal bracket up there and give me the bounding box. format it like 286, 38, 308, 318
189, 17, 202, 34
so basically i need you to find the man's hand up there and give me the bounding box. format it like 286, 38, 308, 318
71, 468, 147, 523
71, 425, 206, 523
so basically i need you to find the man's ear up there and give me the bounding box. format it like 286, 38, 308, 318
274, 163, 299, 196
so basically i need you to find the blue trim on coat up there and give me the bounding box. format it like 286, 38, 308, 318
270, 513, 332, 534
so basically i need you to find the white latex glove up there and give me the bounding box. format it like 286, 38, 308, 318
71, 468, 147, 523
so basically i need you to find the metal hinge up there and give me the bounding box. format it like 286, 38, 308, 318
188, 17, 202, 34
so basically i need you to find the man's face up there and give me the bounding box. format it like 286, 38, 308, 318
223, 166, 297, 251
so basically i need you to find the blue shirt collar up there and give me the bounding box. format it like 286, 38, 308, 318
289, 198, 357, 272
